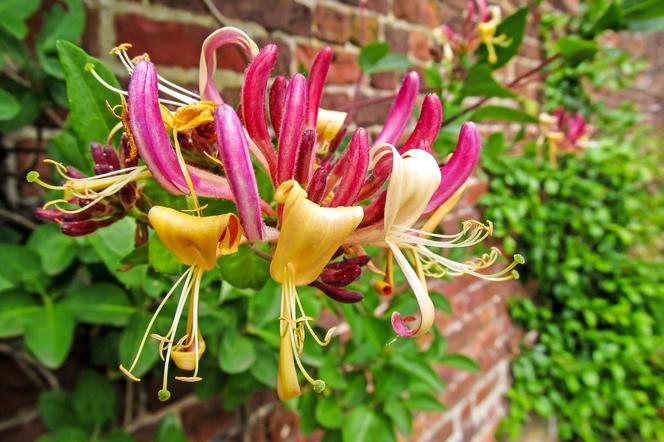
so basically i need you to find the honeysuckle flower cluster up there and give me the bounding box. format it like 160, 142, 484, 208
538, 107, 589, 166
432, 0, 507, 64
29, 27, 522, 401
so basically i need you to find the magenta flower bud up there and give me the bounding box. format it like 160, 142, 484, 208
294, 129, 316, 187
119, 183, 138, 211
358, 191, 386, 228
567, 112, 586, 143
128, 61, 235, 200
215, 103, 266, 241
66, 166, 86, 179
269, 76, 288, 139
326, 124, 347, 159
60, 219, 107, 236
374, 71, 419, 146
399, 94, 443, 154
103, 145, 121, 170
424, 122, 481, 213
330, 128, 369, 207
242, 44, 279, 182
306, 47, 333, 130
277, 73, 307, 184
307, 162, 330, 204
91, 143, 107, 173
310, 280, 364, 304
320, 265, 361, 287
35, 208, 65, 222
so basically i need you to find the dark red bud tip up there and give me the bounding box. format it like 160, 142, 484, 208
60, 220, 101, 236
320, 265, 361, 287
325, 255, 371, 270
311, 281, 364, 304
66, 166, 86, 179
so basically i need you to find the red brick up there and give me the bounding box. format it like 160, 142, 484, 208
443, 373, 478, 407
409, 30, 432, 61
296, 44, 360, 84
394, 0, 439, 27
314, 4, 352, 44
115, 15, 218, 69
432, 420, 454, 440
370, 71, 399, 90
82, 5, 100, 56
354, 94, 392, 126
151, 0, 208, 14
461, 180, 489, 207
256, 37, 292, 76
351, 13, 379, 45
385, 26, 409, 54
339, 0, 388, 14
212, 0, 313, 35
180, 398, 239, 441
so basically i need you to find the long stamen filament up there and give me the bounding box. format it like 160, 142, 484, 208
172, 129, 202, 215
159, 266, 197, 400
119, 267, 193, 381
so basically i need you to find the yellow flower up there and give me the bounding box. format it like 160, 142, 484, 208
270, 180, 363, 399
120, 206, 242, 401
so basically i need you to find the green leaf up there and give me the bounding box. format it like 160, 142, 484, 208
0, 87, 20, 121
24, 302, 76, 369
358, 42, 389, 72
249, 342, 278, 388
57, 41, 121, 172
439, 353, 481, 372
0, 291, 40, 337
218, 333, 256, 374
342, 406, 375, 442
248, 280, 280, 328
27, 224, 77, 276
460, 64, 514, 98
0, 244, 44, 291
38, 391, 78, 431
385, 399, 413, 435
367, 53, 413, 75
623, 0, 664, 31
390, 355, 445, 392
73, 370, 117, 427
217, 244, 270, 290
119, 313, 160, 378
64, 283, 135, 326
37, 427, 88, 442
316, 394, 344, 429
557, 36, 598, 66
404, 393, 446, 411
48, 125, 88, 173
0, 0, 41, 39
86, 218, 147, 288
155, 415, 187, 442
148, 234, 182, 275
477, 7, 528, 69
470, 105, 537, 123
36, 0, 85, 79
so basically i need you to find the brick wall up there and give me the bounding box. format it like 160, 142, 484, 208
2, 1, 662, 441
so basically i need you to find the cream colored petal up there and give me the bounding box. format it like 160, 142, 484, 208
384, 148, 441, 233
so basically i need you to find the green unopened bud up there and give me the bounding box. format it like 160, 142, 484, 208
313, 379, 326, 394
158, 389, 171, 402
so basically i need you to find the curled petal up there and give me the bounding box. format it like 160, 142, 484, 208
148, 206, 242, 271
329, 128, 369, 207
269, 76, 288, 138
128, 61, 235, 200
242, 45, 279, 181
399, 94, 443, 154
389, 243, 434, 337
215, 104, 266, 241
358, 191, 386, 228
199, 27, 259, 103
306, 47, 333, 130
277, 74, 307, 184
374, 71, 419, 146
270, 180, 363, 286
424, 122, 481, 214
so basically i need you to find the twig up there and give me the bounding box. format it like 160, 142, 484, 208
248, 243, 272, 261
0, 207, 38, 230
0, 408, 40, 432
442, 53, 562, 127
0, 343, 59, 389
124, 393, 198, 433
200, 0, 229, 26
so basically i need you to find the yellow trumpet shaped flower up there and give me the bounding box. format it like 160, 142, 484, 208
270, 180, 363, 400
120, 206, 242, 401
315, 108, 347, 155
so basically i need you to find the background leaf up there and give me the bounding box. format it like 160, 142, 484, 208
64, 283, 135, 326
24, 302, 76, 369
